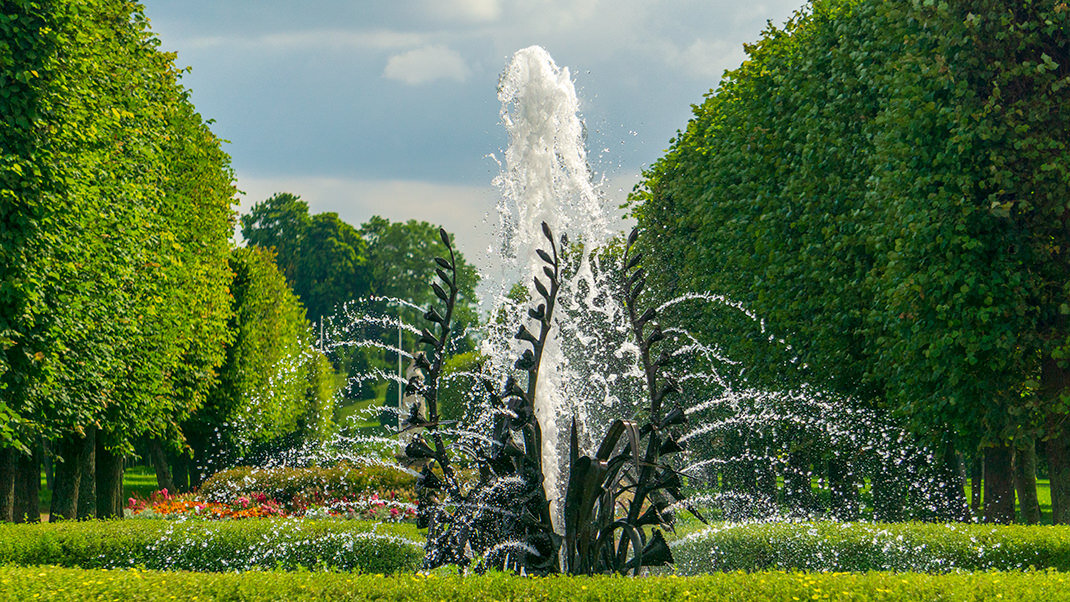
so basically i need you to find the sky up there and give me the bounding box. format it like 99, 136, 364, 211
140, 0, 804, 269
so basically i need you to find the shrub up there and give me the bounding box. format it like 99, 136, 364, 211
3, 566, 1070, 601
0, 519, 421, 573
673, 521, 1070, 574
199, 463, 416, 505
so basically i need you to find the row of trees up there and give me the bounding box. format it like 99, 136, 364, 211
239, 193, 481, 402
631, 0, 1070, 523
0, 0, 334, 521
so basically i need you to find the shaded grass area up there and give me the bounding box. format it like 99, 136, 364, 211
37, 465, 171, 515
3, 566, 1070, 601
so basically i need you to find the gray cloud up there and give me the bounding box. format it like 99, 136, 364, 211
143, 0, 804, 255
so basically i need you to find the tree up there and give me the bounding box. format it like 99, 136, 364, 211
630, 0, 1070, 522
177, 247, 337, 488
360, 216, 481, 352
293, 213, 372, 323
239, 192, 311, 283
1, 0, 236, 520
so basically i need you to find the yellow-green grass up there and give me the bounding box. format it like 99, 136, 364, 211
3, 566, 1070, 601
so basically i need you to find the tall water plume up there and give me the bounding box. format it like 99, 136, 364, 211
481, 46, 629, 524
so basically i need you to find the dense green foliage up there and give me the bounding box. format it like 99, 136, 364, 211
1, 1, 342, 520
673, 522, 1070, 574
359, 216, 481, 349
240, 194, 373, 324
0, 519, 421, 572
630, 0, 1070, 521
199, 463, 416, 503
180, 247, 339, 479
241, 198, 482, 405
0, 0, 235, 452
4, 566, 1070, 601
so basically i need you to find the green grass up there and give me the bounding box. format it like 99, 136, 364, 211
3, 566, 1070, 601
336, 382, 389, 428
0, 518, 422, 573
37, 465, 164, 514
671, 521, 1070, 574
965, 479, 1053, 524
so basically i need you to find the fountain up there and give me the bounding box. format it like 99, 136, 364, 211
238, 45, 963, 576
381, 46, 703, 575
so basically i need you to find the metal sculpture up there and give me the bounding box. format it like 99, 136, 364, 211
402, 225, 702, 575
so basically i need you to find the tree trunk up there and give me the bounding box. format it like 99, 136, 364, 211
1013, 440, 1041, 525
784, 450, 814, 515
0, 447, 15, 522
95, 442, 124, 519
50, 434, 87, 521
1042, 354, 1070, 525
828, 456, 858, 520
930, 443, 969, 522
173, 456, 189, 494
983, 444, 1015, 524
42, 439, 53, 492
77, 427, 96, 520
148, 439, 175, 494
970, 455, 983, 514
755, 444, 777, 512
1048, 422, 1070, 525
872, 460, 907, 522
13, 441, 40, 523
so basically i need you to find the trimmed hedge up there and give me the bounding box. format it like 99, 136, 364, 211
673, 522, 1070, 574
0, 519, 421, 573
199, 464, 416, 504
3, 566, 1070, 601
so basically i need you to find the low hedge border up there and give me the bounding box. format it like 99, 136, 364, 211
0, 519, 422, 573
199, 464, 417, 504
2, 566, 1070, 601
672, 521, 1070, 574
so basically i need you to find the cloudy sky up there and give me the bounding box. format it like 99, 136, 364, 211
140, 0, 803, 268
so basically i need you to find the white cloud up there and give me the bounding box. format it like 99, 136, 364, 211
237, 174, 497, 268
382, 45, 471, 85
423, 0, 502, 23
671, 38, 747, 81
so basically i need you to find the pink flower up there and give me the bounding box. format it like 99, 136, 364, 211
390, 507, 399, 517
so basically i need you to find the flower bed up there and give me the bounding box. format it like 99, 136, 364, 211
126, 486, 417, 522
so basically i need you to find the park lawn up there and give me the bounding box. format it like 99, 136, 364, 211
336, 397, 385, 428
4, 566, 1070, 601
37, 465, 163, 518
336, 381, 391, 428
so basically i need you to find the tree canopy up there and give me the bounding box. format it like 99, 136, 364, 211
630, 0, 1070, 522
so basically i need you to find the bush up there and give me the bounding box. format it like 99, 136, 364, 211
3, 566, 1070, 601
199, 463, 416, 505
0, 519, 421, 573
673, 521, 1070, 574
